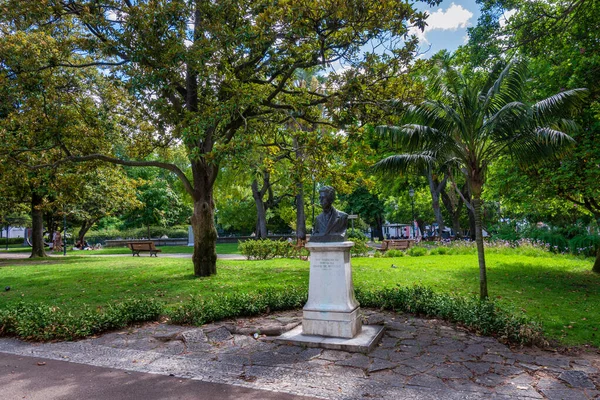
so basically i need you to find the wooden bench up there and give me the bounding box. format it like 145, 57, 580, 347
378, 239, 415, 252
127, 241, 162, 257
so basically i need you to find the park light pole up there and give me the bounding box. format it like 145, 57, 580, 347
63, 211, 67, 256
409, 187, 415, 238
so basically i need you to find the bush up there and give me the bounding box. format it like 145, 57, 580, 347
0, 238, 26, 245
407, 246, 428, 257
350, 238, 370, 257
84, 226, 189, 244
384, 249, 405, 258
0, 297, 163, 341
0, 286, 545, 346
347, 229, 367, 240
239, 239, 293, 260
355, 286, 545, 346
429, 246, 449, 255
569, 234, 600, 257
168, 287, 308, 325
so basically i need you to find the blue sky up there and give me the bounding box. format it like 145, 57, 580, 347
412, 0, 481, 56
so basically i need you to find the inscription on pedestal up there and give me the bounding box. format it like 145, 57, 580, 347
315, 258, 340, 270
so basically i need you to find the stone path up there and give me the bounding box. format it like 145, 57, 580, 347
0, 310, 598, 400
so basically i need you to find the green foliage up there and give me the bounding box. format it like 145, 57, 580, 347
350, 238, 371, 257
407, 246, 428, 257
0, 285, 545, 346
168, 287, 308, 326
569, 234, 600, 257
0, 298, 163, 341
0, 238, 25, 245
429, 246, 449, 255
356, 286, 544, 345
0, 251, 598, 345
347, 228, 368, 240
384, 249, 405, 258
527, 230, 569, 253
84, 226, 189, 243
239, 239, 302, 260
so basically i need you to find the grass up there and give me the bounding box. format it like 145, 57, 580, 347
0, 250, 598, 347
0, 243, 240, 255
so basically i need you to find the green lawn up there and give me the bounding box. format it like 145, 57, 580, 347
0, 251, 598, 347
0, 243, 240, 255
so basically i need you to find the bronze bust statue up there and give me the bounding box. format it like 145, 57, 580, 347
311, 186, 348, 242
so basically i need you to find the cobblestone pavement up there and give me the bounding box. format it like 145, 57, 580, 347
0, 310, 598, 400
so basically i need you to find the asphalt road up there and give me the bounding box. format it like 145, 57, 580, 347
0, 352, 317, 400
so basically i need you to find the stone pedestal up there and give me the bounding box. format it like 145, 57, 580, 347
302, 241, 361, 339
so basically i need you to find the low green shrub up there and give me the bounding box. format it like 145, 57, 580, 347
355, 286, 545, 346
0, 286, 545, 346
168, 287, 308, 325
0, 297, 163, 341
429, 246, 449, 255
239, 239, 293, 260
347, 229, 368, 240
407, 246, 428, 257
350, 238, 370, 257
84, 226, 189, 244
569, 234, 600, 257
384, 249, 405, 258
0, 238, 26, 245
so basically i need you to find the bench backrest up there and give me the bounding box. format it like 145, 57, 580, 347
385, 239, 414, 250
128, 242, 157, 250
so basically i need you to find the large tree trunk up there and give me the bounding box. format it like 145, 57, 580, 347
78, 218, 98, 244
468, 208, 476, 240
592, 217, 600, 274
189, 159, 218, 277
426, 168, 446, 237
30, 192, 47, 258
293, 136, 307, 241
441, 185, 463, 237
374, 215, 384, 241
295, 185, 306, 241
251, 178, 268, 238
472, 196, 488, 300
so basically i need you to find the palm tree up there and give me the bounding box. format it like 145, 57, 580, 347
374, 59, 586, 300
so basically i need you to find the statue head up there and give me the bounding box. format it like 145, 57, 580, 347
318, 186, 335, 209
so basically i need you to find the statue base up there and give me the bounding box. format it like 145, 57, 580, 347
276, 241, 384, 352
302, 241, 361, 338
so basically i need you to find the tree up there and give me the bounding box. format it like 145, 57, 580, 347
375, 59, 585, 299
3, 0, 438, 275
469, 0, 600, 273
0, 25, 135, 257
123, 166, 192, 238
342, 185, 385, 240
58, 165, 140, 244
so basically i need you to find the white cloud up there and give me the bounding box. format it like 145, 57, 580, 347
409, 3, 474, 44
499, 9, 518, 28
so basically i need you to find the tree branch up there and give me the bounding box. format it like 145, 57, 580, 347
23, 154, 195, 198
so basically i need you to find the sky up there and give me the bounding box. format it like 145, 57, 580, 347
411, 0, 482, 57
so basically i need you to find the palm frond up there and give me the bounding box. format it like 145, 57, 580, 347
484, 59, 527, 114
371, 153, 436, 176
534, 127, 575, 146
532, 88, 588, 123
